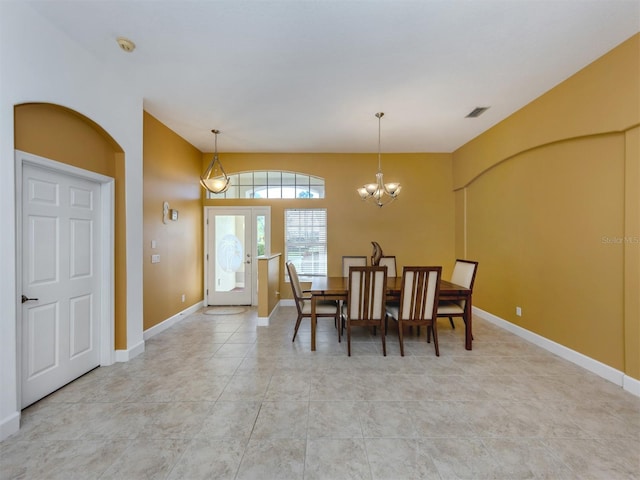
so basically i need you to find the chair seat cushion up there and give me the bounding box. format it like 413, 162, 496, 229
301, 299, 338, 315
437, 301, 464, 315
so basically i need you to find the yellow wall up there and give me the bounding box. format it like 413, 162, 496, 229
258, 254, 282, 317
624, 125, 640, 379
202, 152, 456, 299
14, 103, 128, 349
142, 113, 204, 330
452, 34, 639, 378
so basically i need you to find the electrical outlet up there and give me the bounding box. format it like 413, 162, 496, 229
516, 306, 522, 317
181, 294, 186, 303
151, 254, 160, 264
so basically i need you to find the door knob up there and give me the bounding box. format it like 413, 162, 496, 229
21, 295, 39, 304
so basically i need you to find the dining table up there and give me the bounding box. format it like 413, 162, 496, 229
305, 275, 473, 352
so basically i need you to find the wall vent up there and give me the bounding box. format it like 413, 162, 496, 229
466, 106, 490, 118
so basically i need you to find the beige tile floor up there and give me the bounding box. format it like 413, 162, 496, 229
1, 306, 639, 479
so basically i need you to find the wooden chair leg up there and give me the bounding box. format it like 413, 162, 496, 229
449, 316, 455, 329
398, 322, 405, 356
347, 320, 352, 356
381, 321, 386, 356
292, 315, 303, 341
432, 321, 440, 357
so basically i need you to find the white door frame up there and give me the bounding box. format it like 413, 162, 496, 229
203, 206, 270, 306
15, 150, 115, 406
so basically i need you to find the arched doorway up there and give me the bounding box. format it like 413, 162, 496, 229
14, 103, 125, 406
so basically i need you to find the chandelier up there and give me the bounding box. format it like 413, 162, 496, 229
357, 112, 401, 207
200, 129, 230, 194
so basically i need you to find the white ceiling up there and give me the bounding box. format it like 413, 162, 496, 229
25, 0, 639, 153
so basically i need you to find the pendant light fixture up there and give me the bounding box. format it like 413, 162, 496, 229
200, 129, 230, 194
357, 112, 401, 207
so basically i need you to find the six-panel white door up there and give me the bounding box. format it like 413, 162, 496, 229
21, 164, 101, 408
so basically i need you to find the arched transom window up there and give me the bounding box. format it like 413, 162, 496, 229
207, 171, 325, 199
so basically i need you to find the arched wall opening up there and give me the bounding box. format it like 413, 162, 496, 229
14, 102, 128, 349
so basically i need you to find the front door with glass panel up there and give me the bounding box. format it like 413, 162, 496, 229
205, 207, 269, 305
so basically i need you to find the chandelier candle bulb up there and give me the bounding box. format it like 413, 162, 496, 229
365, 183, 378, 194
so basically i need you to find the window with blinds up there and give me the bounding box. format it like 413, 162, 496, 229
285, 208, 327, 277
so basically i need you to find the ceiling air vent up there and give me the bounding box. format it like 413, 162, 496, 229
466, 106, 490, 118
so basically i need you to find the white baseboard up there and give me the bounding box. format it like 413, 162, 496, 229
143, 301, 203, 341
473, 306, 639, 398
258, 300, 281, 325
115, 339, 145, 363
0, 411, 20, 442
623, 375, 640, 396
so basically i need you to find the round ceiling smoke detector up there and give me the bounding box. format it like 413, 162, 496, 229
116, 37, 136, 53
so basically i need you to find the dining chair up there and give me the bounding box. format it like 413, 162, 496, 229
378, 256, 397, 277
375, 256, 398, 336
342, 255, 367, 277
340, 256, 368, 335
386, 266, 442, 356
437, 259, 478, 330
286, 261, 340, 343
343, 265, 388, 356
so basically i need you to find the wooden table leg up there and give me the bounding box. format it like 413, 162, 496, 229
311, 295, 317, 352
